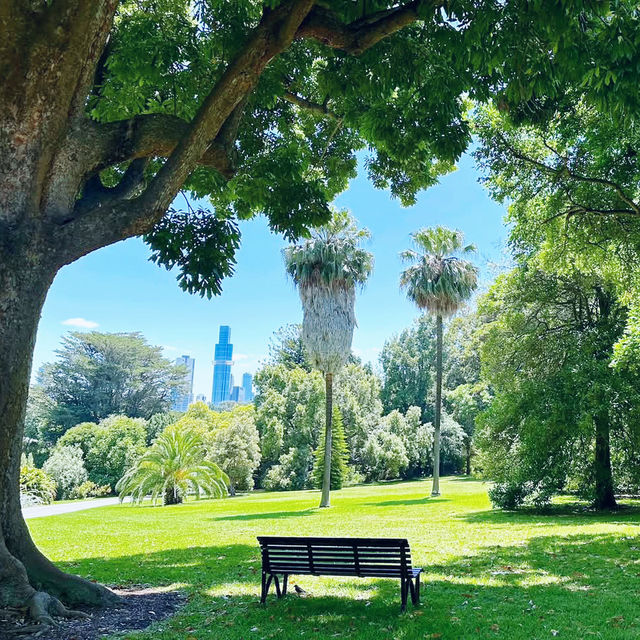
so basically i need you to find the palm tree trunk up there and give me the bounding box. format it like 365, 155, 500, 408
319, 372, 333, 508
432, 315, 443, 497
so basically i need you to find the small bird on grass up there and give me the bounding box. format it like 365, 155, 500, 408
294, 584, 307, 596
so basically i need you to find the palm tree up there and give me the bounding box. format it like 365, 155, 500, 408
116, 426, 228, 505
400, 227, 478, 496
284, 210, 373, 508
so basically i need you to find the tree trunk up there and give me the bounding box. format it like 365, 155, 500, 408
431, 315, 443, 497
594, 409, 616, 510
465, 436, 472, 476
0, 243, 119, 617
319, 372, 333, 508
163, 486, 182, 505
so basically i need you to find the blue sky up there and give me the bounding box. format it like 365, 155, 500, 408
33, 152, 509, 399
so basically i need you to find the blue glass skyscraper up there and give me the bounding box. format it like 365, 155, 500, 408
242, 372, 253, 403
211, 325, 233, 405
171, 355, 195, 412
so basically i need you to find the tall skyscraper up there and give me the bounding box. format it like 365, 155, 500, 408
211, 325, 233, 405
171, 355, 195, 412
242, 372, 254, 403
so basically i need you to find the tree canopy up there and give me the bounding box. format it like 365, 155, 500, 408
37, 332, 186, 432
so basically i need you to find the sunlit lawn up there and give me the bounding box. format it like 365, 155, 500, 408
29, 477, 640, 639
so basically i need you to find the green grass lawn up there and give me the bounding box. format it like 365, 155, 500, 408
29, 477, 640, 640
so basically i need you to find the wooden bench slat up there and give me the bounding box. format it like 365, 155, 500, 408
259, 536, 409, 547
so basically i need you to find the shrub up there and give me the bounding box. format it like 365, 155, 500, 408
116, 426, 228, 505
86, 415, 147, 490
263, 447, 313, 491
70, 481, 112, 500
343, 465, 364, 487
43, 446, 88, 499
361, 429, 408, 481
207, 410, 261, 495
20, 461, 57, 505
488, 480, 555, 510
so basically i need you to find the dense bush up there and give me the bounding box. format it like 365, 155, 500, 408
59, 415, 147, 490
488, 480, 556, 510
70, 481, 112, 500
361, 429, 408, 481
43, 446, 88, 499
440, 413, 466, 475
208, 409, 261, 495
20, 459, 57, 505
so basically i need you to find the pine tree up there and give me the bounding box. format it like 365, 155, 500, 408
312, 407, 349, 491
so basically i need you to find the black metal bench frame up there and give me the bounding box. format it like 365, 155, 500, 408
257, 535, 422, 611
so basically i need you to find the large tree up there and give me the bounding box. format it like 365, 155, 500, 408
284, 210, 373, 507
38, 332, 186, 433
400, 227, 478, 496
1, 0, 636, 625
477, 266, 638, 510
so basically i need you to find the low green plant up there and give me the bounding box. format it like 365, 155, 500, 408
116, 426, 228, 505
20, 461, 56, 505
70, 481, 112, 500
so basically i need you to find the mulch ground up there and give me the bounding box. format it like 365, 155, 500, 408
0, 586, 185, 639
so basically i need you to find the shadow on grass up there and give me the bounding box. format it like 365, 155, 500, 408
459, 502, 640, 527
366, 497, 451, 507
54, 531, 640, 639
214, 509, 316, 521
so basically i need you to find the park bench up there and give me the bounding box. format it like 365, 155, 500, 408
257, 535, 422, 611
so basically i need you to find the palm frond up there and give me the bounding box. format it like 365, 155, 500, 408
400, 226, 478, 317
116, 426, 229, 505
283, 209, 373, 374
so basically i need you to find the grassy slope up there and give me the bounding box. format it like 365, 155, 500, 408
28, 477, 640, 640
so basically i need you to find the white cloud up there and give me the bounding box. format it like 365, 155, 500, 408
234, 353, 249, 361
62, 317, 99, 329
162, 345, 179, 352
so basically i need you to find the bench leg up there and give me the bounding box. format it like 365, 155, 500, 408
408, 576, 420, 605
281, 574, 289, 597
274, 574, 282, 598
400, 578, 408, 612
261, 572, 274, 604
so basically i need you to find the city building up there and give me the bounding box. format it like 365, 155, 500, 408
211, 325, 233, 405
242, 372, 254, 403
195, 393, 207, 404
230, 385, 244, 403
171, 355, 195, 412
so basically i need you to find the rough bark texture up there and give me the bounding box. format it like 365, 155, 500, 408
594, 408, 616, 510
319, 372, 333, 508
431, 315, 443, 496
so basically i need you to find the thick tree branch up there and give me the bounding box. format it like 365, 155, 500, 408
54, 0, 316, 262
296, 1, 436, 54
73, 158, 149, 218
283, 91, 338, 119
91, 114, 235, 177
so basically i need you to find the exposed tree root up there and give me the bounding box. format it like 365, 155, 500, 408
27, 591, 90, 627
